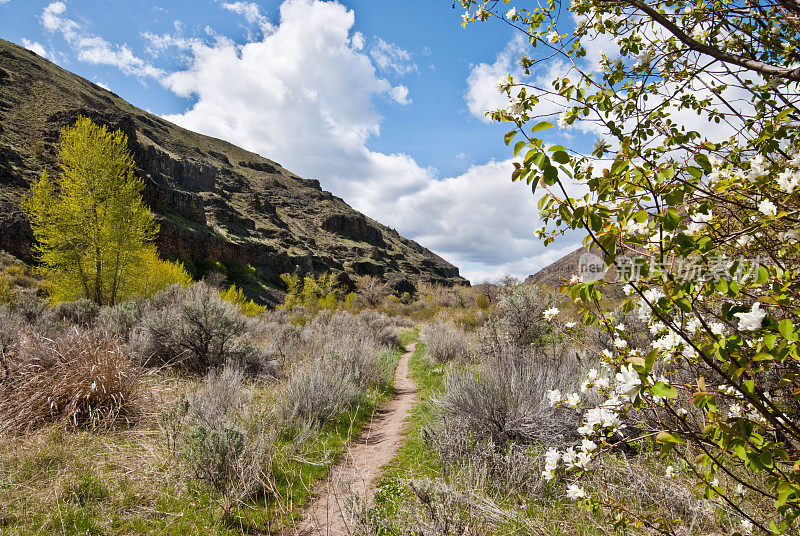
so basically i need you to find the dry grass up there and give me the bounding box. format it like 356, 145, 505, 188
0, 329, 146, 433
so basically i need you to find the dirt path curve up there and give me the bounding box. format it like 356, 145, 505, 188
295, 342, 419, 536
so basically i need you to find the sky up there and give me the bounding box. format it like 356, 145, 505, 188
0, 0, 596, 283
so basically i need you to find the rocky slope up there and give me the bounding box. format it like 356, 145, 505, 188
0, 39, 464, 303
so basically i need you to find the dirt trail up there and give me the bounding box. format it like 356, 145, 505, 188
295, 342, 419, 536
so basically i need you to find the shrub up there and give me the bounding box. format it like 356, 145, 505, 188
434, 346, 584, 445
0, 305, 22, 377
175, 365, 273, 509
132, 282, 251, 373
421, 321, 470, 362
0, 329, 144, 432
282, 358, 360, 425
48, 298, 101, 326
97, 300, 144, 340
356, 275, 390, 307
496, 284, 560, 347
219, 284, 267, 317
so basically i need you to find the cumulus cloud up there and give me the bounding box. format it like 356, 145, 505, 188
158, 0, 564, 282
369, 37, 417, 76
222, 2, 274, 34
464, 34, 528, 121
21, 38, 48, 58
41, 1, 163, 79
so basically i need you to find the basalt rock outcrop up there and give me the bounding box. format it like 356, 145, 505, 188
0, 39, 465, 303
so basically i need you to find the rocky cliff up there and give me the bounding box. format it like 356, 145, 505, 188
0, 39, 465, 303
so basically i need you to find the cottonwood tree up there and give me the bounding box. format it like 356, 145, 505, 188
462, 0, 800, 534
24, 117, 159, 305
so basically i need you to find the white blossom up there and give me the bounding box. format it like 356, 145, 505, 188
740, 519, 753, 534
547, 389, 562, 407
506, 7, 517, 18
542, 447, 561, 480
777, 169, 800, 193
565, 321, 577, 329
566, 484, 586, 500
543, 307, 560, 320
564, 392, 581, 408
733, 302, 766, 331
665, 465, 677, 478
758, 198, 777, 216
547, 31, 560, 43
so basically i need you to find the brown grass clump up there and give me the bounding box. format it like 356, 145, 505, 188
0, 329, 145, 433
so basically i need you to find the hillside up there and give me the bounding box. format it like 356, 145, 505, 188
0, 39, 464, 303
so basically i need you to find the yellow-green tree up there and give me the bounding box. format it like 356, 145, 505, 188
23, 117, 159, 305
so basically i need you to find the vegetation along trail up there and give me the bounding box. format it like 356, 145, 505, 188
297, 342, 419, 535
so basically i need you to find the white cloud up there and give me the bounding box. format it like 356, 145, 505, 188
464, 34, 528, 122
369, 37, 417, 76
40, 1, 163, 79
222, 2, 274, 34
21, 38, 48, 58
161, 0, 562, 282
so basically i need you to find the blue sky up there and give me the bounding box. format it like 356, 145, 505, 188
0, 0, 590, 282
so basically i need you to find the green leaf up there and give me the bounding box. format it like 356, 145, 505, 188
513, 140, 526, 156
780, 319, 795, 341
543, 165, 559, 185
504, 130, 517, 145
656, 431, 681, 444
530, 121, 554, 133
652, 381, 678, 398
552, 150, 570, 164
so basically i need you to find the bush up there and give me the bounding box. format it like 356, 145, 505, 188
282, 358, 361, 425
0, 305, 22, 377
173, 366, 273, 508
48, 298, 101, 327
496, 284, 560, 347
97, 300, 144, 340
219, 285, 267, 317
0, 329, 144, 432
421, 321, 470, 362
434, 346, 584, 445
133, 283, 251, 373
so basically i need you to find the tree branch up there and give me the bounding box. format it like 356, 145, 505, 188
617, 0, 800, 81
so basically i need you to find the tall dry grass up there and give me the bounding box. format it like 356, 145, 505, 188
0, 329, 145, 433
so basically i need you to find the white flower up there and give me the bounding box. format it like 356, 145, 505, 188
665, 465, 677, 478
558, 111, 569, 129
733, 302, 766, 331
547, 31, 560, 43
543, 447, 561, 480
566, 484, 586, 500
565, 321, 577, 329
740, 519, 753, 534
613, 337, 628, 349
615, 364, 641, 399
496, 79, 508, 92
736, 234, 754, 247
570, 274, 580, 283
777, 169, 800, 193
710, 477, 719, 488
575, 450, 592, 468
676, 408, 688, 417
562, 447, 578, 466
581, 439, 597, 452
547, 389, 562, 407
728, 404, 743, 418
747, 154, 766, 181
735, 484, 745, 496
462, 10, 471, 22
781, 229, 800, 243
543, 307, 560, 320
595, 377, 610, 389
758, 198, 777, 216
564, 392, 581, 408
506, 7, 517, 18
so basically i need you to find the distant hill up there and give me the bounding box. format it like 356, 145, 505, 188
0, 39, 465, 303
525, 246, 622, 298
